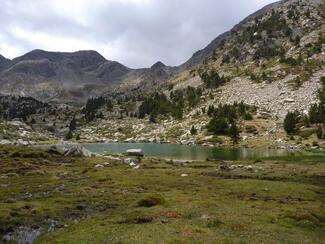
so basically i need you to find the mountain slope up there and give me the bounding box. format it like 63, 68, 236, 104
169, 0, 325, 119
0, 0, 323, 108
0, 55, 11, 72
0, 50, 174, 104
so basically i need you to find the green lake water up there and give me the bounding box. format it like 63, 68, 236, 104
83, 143, 297, 161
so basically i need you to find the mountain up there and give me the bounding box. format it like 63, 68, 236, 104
169, 0, 325, 119
179, 1, 282, 70
0, 50, 174, 104
0, 0, 324, 109
0, 0, 324, 148
0, 55, 11, 72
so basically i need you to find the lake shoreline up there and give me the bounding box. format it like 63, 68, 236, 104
38, 142, 319, 162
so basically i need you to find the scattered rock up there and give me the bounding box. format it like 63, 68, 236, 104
103, 155, 122, 162
124, 158, 139, 166
0, 139, 13, 145
243, 165, 254, 171
64, 144, 94, 157
217, 165, 262, 172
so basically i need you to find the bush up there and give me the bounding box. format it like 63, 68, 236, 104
199, 69, 228, 89
245, 125, 257, 134
138, 195, 165, 207
312, 141, 319, 147
298, 128, 317, 139
316, 127, 323, 139
65, 130, 73, 140
120, 212, 153, 224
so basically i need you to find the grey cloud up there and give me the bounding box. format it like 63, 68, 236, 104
0, 0, 277, 68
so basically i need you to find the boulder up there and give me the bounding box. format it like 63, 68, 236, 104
124, 158, 139, 165
125, 137, 135, 143
283, 98, 295, 103
64, 144, 94, 157
126, 149, 144, 157
0, 139, 13, 145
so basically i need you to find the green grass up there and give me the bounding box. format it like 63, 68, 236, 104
261, 151, 325, 163
0, 145, 324, 243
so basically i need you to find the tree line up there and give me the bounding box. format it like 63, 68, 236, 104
206, 102, 256, 143
284, 77, 325, 138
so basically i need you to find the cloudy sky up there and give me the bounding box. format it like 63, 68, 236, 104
0, 0, 276, 68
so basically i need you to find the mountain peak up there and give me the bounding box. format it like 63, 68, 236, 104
0, 54, 8, 60
0, 54, 12, 72
151, 61, 166, 70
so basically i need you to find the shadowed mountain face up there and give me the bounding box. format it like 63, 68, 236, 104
0, 50, 174, 104
0, 55, 11, 72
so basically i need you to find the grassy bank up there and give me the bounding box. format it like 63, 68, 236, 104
0, 145, 324, 243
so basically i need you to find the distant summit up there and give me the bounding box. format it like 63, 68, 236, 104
151, 61, 166, 70
0, 54, 11, 72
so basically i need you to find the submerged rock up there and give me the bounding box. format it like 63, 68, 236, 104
126, 149, 144, 157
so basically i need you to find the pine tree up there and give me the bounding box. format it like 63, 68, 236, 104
69, 118, 77, 131
229, 122, 240, 144
207, 117, 229, 135
284, 111, 299, 134
190, 125, 197, 135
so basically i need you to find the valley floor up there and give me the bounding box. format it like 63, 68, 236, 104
0, 145, 324, 243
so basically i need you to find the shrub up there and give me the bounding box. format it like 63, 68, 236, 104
316, 127, 323, 139
65, 130, 73, 140
120, 212, 153, 224
312, 141, 319, 147
138, 195, 165, 207
199, 69, 228, 89
245, 125, 257, 134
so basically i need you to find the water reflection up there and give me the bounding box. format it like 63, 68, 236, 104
83, 143, 290, 161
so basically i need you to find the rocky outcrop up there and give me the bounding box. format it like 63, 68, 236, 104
126, 149, 144, 157
215, 69, 324, 120
64, 144, 94, 157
